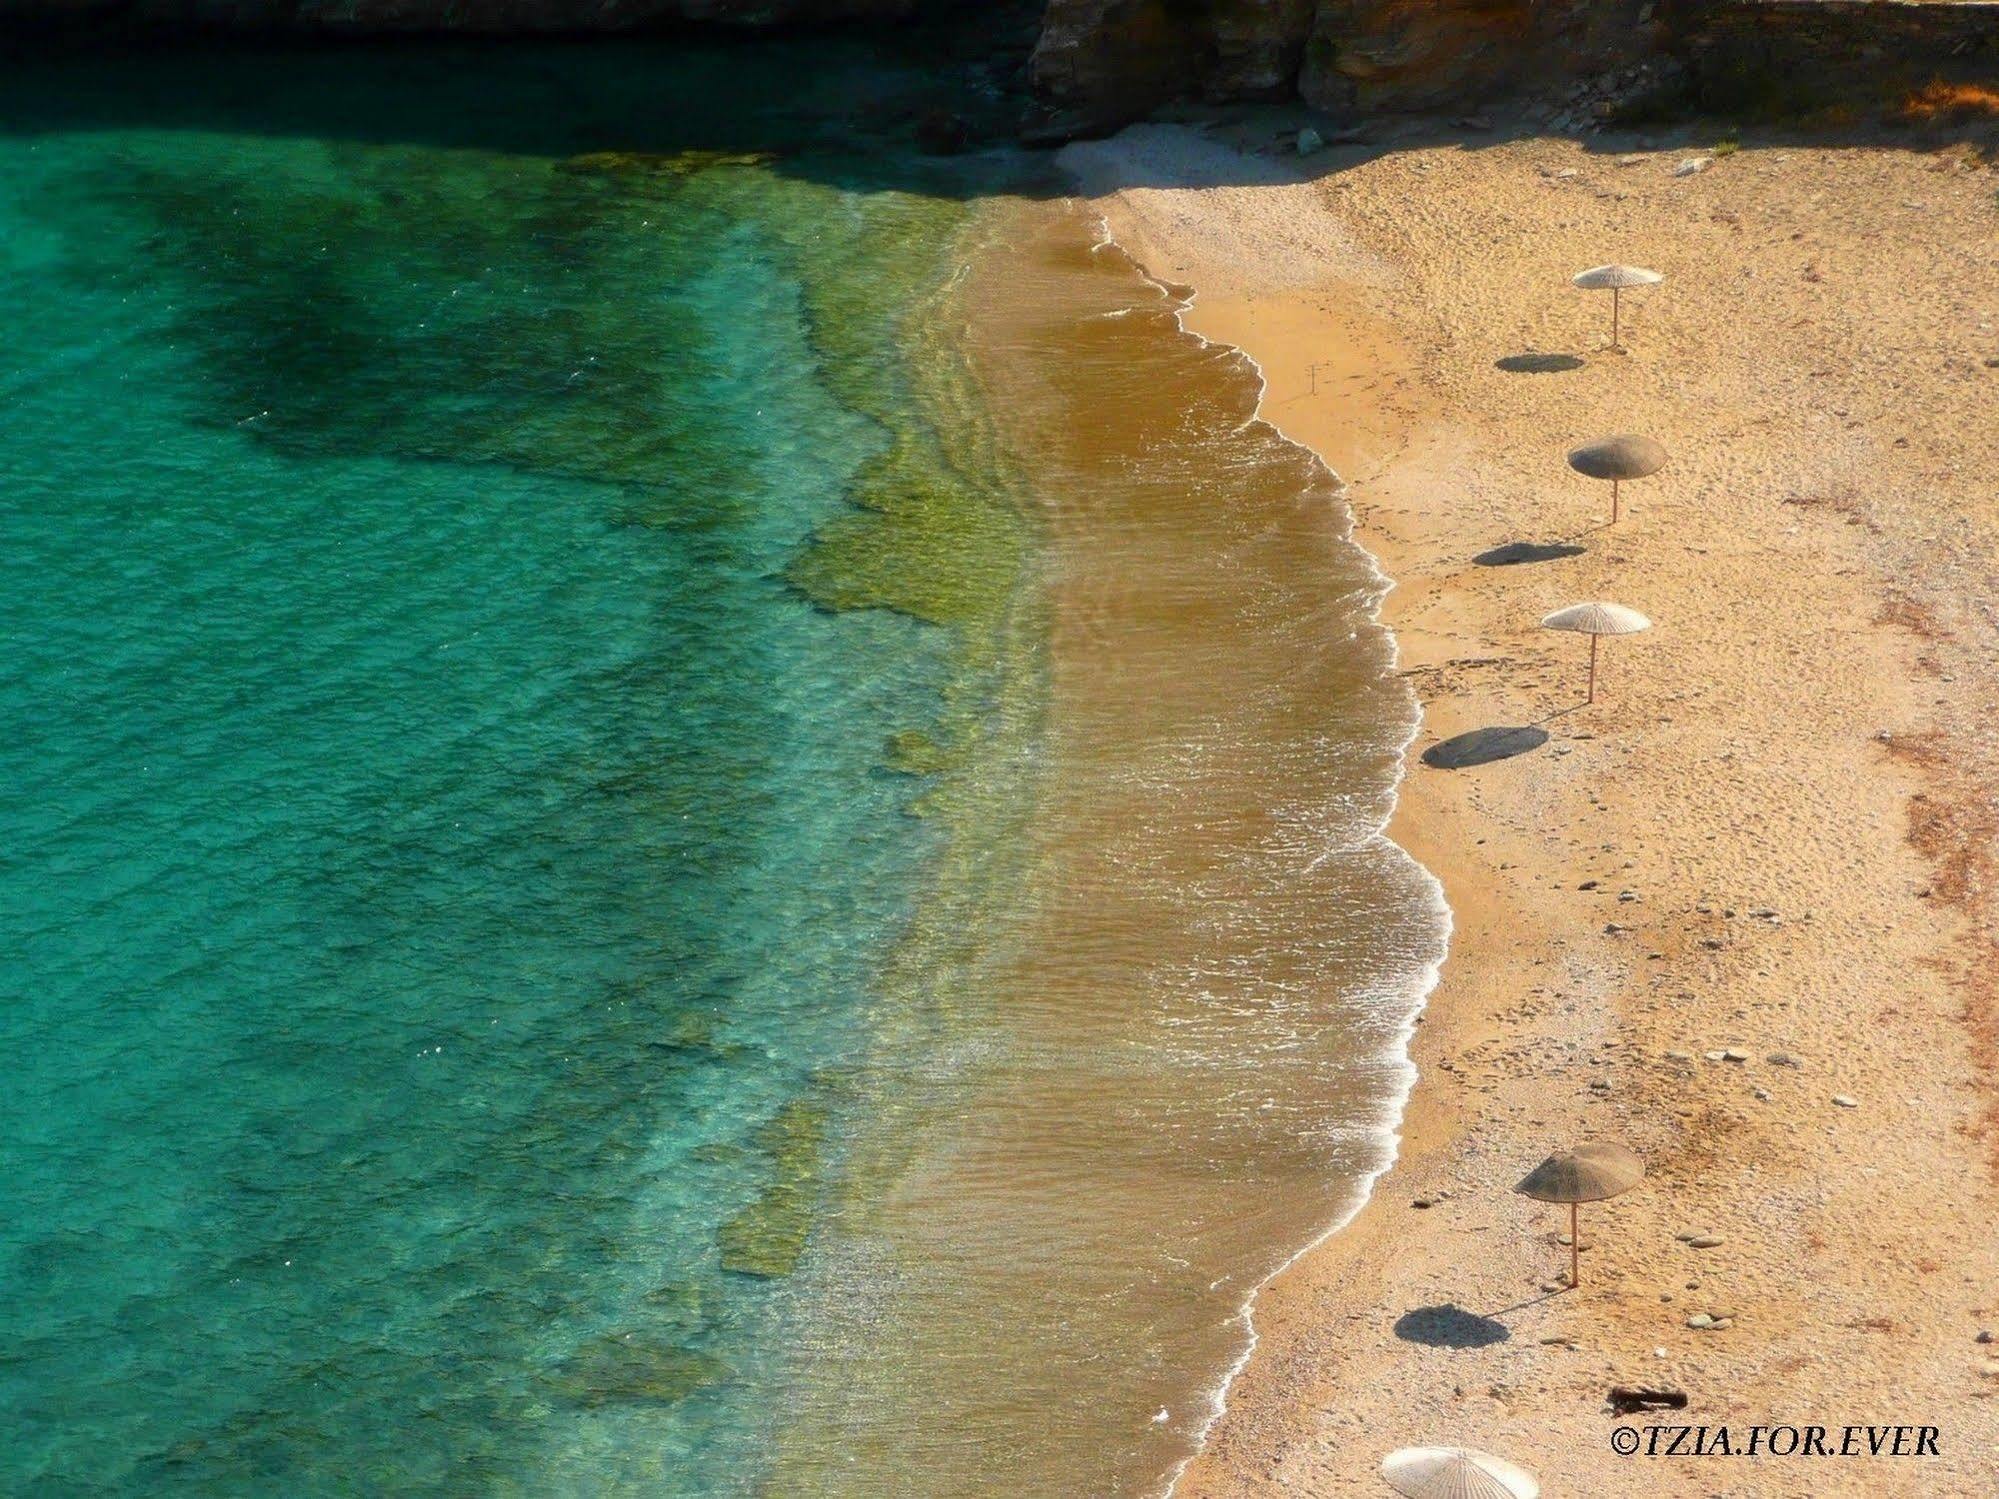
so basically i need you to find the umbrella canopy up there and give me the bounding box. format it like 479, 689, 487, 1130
1541, 602, 1650, 637
1516, 1142, 1645, 1203
1381, 1446, 1540, 1499
1567, 435, 1667, 482
1572, 263, 1663, 290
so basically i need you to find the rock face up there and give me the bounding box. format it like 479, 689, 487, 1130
1303, 0, 1659, 113
1031, 0, 1661, 125
1030, 0, 1324, 125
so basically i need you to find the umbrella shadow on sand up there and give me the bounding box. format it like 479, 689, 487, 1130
1473, 541, 1587, 567
1494, 352, 1585, 374
1421, 725, 1550, 770
1393, 1303, 1511, 1348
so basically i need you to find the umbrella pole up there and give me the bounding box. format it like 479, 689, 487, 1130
1571, 1202, 1580, 1287
1587, 635, 1599, 705
1611, 478, 1621, 524
1611, 286, 1622, 350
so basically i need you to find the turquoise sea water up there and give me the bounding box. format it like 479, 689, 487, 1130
0, 46, 1034, 1495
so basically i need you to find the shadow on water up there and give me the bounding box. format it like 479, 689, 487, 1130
0, 31, 1056, 201
1472, 541, 1586, 567
1421, 726, 1549, 770
1393, 1303, 1511, 1348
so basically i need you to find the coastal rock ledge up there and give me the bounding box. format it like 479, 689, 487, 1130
7, 1, 1997, 135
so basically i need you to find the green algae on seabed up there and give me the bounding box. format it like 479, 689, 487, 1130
717, 1097, 830, 1279
550, 1337, 730, 1409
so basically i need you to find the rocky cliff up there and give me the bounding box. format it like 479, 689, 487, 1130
1030, 0, 1662, 127
6, 0, 1994, 134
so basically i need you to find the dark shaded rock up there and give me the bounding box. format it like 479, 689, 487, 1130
915, 106, 972, 154
1301, 0, 1658, 113
1610, 1384, 1689, 1415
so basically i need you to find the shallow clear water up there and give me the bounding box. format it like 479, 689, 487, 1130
0, 43, 1446, 1499
0, 44, 1032, 1496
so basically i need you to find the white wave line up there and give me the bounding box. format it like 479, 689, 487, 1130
1066, 197, 1455, 1499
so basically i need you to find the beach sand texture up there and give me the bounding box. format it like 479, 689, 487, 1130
1066, 123, 1999, 1495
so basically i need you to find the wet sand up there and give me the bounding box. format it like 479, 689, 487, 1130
1066, 122, 1999, 1495
771, 200, 1446, 1498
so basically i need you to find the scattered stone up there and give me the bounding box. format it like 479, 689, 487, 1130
1610, 1385, 1688, 1414
1618, 890, 1640, 903
1832, 1094, 1859, 1109
1412, 1196, 1438, 1209
1579, 879, 1600, 890
1721, 1048, 1749, 1063
1665, 1049, 1694, 1062
1752, 1087, 1771, 1102
1768, 1052, 1800, 1068
1673, 157, 1711, 177
1711, 1317, 1735, 1330
1616, 153, 1646, 167
1687, 1235, 1725, 1250
1686, 1313, 1714, 1329
1296, 127, 1325, 157
1605, 922, 1630, 935
1977, 1330, 1995, 1345
1703, 1050, 1728, 1062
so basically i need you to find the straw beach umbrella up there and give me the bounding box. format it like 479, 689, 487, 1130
1382, 1445, 1540, 1499
1568, 434, 1667, 524
1541, 601, 1650, 705
1516, 1142, 1645, 1288
1572, 263, 1662, 350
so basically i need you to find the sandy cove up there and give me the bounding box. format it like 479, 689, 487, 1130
1064, 122, 1999, 1495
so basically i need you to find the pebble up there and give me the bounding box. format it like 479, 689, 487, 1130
1832, 1094, 1859, 1108
1665, 1049, 1694, 1062
1688, 1235, 1725, 1249
1721, 1048, 1749, 1062
1686, 1313, 1714, 1329
1768, 1052, 1800, 1068
1977, 1330, 1995, 1345
1673, 156, 1711, 177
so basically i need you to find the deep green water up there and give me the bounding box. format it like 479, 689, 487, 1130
0, 46, 1037, 1496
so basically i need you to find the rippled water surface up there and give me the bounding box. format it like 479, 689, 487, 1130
1, 44, 1444, 1499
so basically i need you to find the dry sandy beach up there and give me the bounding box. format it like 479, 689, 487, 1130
1065, 119, 1999, 1494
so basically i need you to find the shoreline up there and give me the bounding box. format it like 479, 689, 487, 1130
1077, 214, 1456, 1499
1066, 121, 1999, 1495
